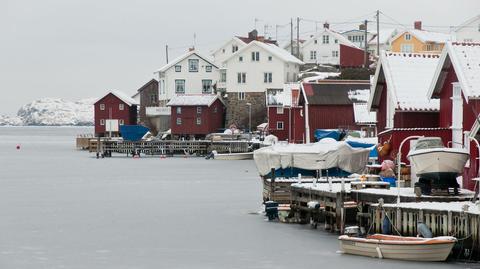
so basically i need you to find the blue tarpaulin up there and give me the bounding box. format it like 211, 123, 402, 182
314, 130, 341, 141
120, 125, 149, 141
346, 141, 378, 158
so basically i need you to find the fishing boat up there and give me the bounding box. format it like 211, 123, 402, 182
339, 234, 456, 261
407, 137, 469, 192
213, 152, 254, 160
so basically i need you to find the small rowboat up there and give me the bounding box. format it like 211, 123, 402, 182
213, 152, 254, 160
339, 234, 456, 261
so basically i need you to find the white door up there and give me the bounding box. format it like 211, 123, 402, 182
452, 82, 463, 148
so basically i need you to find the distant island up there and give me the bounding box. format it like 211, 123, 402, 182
0, 98, 95, 126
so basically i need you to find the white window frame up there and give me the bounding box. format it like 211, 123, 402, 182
264, 72, 272, 83
202, 80, 212, 94
175, 80, 185, 94
322, 35, 329, 44
276, 121, 284, 130
176, 107, 182, 114
100, 104, 105, 110
237, 72, 246, 84
196, 117, 201, 125
405, 33, 412, 41
220, 71, 227, 82
400, 44, 413, 53
100, 119, 105, 126
119, 103, 124, 110
175, 65, 181, 72
251, 51, 260, 61
176, 118, 182, 125
188, 59, 199, 72
310, 51, 316, 60
205, 65, 212, 72
276, 107, 284, 114
196, 107, 202, 114
238, 92, 245, 100
119, 119, 124, 125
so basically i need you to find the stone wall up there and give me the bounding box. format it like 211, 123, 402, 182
225, 92, 266, 130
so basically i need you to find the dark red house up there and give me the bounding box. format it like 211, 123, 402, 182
427, 42, 480, 189
300, 80, 372, 143
167, 94, 225, 138
94, 91, 139, 137
267, 85, 305, 143
133, 79, 158, 127
340, 44, 369, 68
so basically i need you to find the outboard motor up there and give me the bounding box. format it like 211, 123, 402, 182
264, 201, 279, 221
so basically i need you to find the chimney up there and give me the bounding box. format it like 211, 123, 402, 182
248, 29, 258, 40
414, 21, 422, 30
323, 22, 329, 29
188, 47, 195, 52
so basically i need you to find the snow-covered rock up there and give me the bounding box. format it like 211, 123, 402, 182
0, 115, 23, 126
16, 98, 95, 126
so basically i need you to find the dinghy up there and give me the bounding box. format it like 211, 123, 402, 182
339, 234, 456, 261
213, 152, 254, 160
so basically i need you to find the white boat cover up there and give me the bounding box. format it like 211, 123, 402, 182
254, 139, 371, 176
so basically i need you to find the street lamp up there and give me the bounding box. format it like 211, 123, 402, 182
246, 102, 252, 134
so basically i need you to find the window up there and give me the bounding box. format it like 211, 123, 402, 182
264, 72, 272, 83
268, 56, 272, 61
314, 39, 318, 44
276, 121, 284, 130
238, 92, 245, 100
175, 80, 185, 94
150, 94, 157, 103
310, 51, 317, 60
100, 104, 105, 110
119, 119, 124, 125
405, 33, 412, 41
400, 44, 413, 53
202, 80, 212, 94
176, 118, 182, 125
119, 103, 124, 110
188, 59, 199, 72
205, 65, 212, 72
232, 45, 238, 53
277, 107, 284, 114
239, 56, 243, 62
213, 107, 218, 113
175, 65, 181, 72
237, 72, 246, 84
251, 51, 260, 61
196, 117, 201, 125
334, 39, 338, 44
220, 71, 227, 82
322, 35, 329, 44
100, 119, 105, 125
176, 107, 182, 114
332, 51, 338, 57
196, 107, 202, 114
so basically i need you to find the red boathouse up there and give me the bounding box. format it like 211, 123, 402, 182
94, 91, 139, 137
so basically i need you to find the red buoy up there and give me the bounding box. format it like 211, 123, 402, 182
16, 144, 20, 150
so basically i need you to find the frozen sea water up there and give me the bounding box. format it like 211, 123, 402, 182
0, 127, 476, 268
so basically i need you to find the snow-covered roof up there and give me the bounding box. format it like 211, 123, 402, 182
166, 94, 223, 107
368, 51, 440, 112
303, 28, 359, 49
223, 40, 303, 65
353, 103, 377, 124
368, 28, 398, 45
95, 91, 139, 106
392, 29, 452, 44
428, 42, 480, 99
211, 36, 246, 55
155, 50, 218, 73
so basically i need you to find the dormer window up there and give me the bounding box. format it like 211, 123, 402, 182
251, 51, 260, 61
322, 35, 329, 44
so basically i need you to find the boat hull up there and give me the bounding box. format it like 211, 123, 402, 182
214, 152, 253, 160
408, 149, 469, 178
339, 235, 456, 261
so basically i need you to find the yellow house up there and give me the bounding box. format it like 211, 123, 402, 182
390, 22, 452, 53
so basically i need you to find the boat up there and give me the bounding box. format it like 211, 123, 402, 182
339, 234, 457, 261
407, 137, 469, 192
213, 152, 253, 160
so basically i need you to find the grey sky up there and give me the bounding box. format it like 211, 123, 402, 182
1, 0, 479, 115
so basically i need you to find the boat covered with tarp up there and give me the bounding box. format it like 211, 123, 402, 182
253, 139, 371, 178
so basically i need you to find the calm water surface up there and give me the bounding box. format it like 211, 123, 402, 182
0, 127, 477, 268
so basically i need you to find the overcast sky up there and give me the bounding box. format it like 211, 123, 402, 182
1, 0, 479, 115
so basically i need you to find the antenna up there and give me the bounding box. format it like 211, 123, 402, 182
193, 33, 196, 49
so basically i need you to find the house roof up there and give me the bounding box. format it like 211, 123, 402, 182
211, 37, 247, 56
236, 35, 277, 45
428, 42, 480, 99
223, 40, 304, 65
391, 29, 452, 44
95, 91, 139, 106
301, 80, 370, 105
302, 28, 359, 49
155, 50, 218, 73
353, 103, 377, 124
166, 94, 224, 107
368, 28, 398, 45
368, 51, 440, 112
136, 79, 158, 93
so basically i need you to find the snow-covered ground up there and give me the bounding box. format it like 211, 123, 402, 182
0, 98, 95, 126
0, 127, 466, 268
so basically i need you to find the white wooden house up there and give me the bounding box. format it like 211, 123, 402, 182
452, 15, 480, 42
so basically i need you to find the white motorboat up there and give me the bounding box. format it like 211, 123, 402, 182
213, 152, 254, 160
407, 137, 469, 185
339, 234, 456, 261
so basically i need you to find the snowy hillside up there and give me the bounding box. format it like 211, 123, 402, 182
0, 98, 95, 126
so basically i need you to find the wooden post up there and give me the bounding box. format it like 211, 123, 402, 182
396, 208, 402, 234
271, 168, 276, 202
336, 192, 345, 234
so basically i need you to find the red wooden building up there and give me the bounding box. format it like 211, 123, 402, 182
167, 94, 225, 138
300, 80, 373, 143
94, 91, 139, 137
339, 44, 369, 68
266, 85, 305, 143
427, 42, 480, 189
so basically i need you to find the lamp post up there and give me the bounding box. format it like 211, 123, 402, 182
246, 102, 252, 134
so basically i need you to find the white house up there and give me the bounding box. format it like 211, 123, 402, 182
368, 28, 399, 56
341, 25, 375, 49
452, 15, 480, 42
220, 40, 303, 127
155, 50, 219, 105
301, 27, 359, 65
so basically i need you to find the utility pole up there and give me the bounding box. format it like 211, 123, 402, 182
364, 19, 368, 68
290, 18, 294, 55
376, 10, 380, 57
193, 33, 196, 49
165, 45, 169, 64
296, 17, 300, 58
